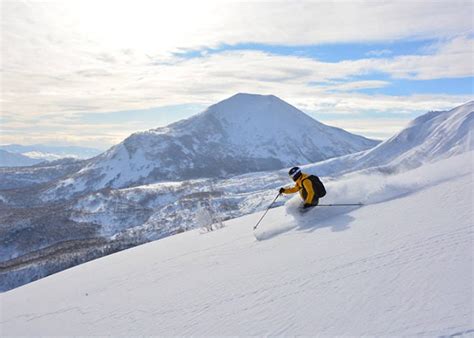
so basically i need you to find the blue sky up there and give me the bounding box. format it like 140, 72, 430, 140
175, 39, 433, 62
2, 1, 473, 148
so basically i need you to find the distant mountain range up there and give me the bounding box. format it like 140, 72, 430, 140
0, 144, 102, 167
0, 149, 43, 167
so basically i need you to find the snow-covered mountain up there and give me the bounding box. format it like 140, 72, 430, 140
0, 149, 43, 167
49, 93, 378, 196
303, 101, 474, 176
1, 151, 472, 336
0, 144, 102, 161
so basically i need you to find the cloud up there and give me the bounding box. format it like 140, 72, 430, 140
3, 45, 472, 119
2, 0, 473, 147
319, 118, 410, 140
366, 49, 393, 57
300, 93, 471, 115
0, 116, 142, 149
376, 36, 474, 80
325, 81, 391, 92
8, 1, 470, 52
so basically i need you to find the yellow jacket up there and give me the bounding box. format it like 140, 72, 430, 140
282, 173, 316, 204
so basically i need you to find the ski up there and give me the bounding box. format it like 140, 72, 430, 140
317, 203, 363, 207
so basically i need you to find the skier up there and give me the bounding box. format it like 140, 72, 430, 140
279, 166, 326, 210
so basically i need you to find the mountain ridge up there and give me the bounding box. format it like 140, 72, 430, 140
302, 100, 474, 176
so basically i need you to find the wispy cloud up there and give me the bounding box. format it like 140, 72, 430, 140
325, 81, 391, 92
375, 36, 474, 80
366, 49, 393, 57
320, 118, 410, 140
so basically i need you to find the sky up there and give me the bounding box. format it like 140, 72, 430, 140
1, 0, 473, 149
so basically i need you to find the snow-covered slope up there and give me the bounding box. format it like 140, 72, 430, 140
303, 101, 474, 176
0, 149, 43, 167
47, 93, 377, 196
1, 152, 472, 336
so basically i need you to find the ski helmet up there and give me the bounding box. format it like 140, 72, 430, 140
288, 166, 302, 181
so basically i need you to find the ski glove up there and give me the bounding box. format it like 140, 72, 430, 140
279, 187, 285, 194
303, 203, 312, 209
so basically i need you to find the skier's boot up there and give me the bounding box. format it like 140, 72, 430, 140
299, 198, 319, 213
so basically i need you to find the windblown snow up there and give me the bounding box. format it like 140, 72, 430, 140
1, 151, 472, 336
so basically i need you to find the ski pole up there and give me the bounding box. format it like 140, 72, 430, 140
253, 193, 281, 230
317, 203, 363, 206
